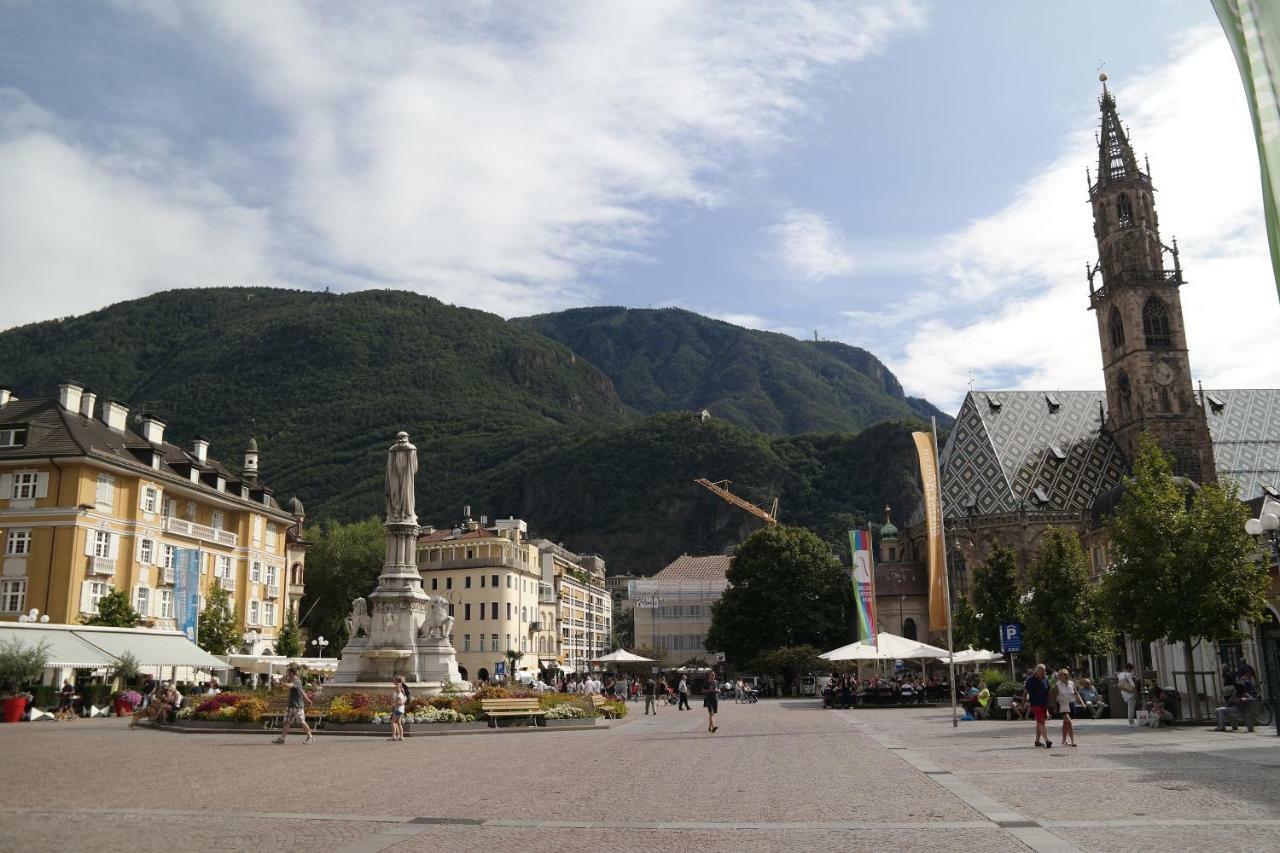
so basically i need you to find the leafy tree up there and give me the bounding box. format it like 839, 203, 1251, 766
275, 609, 303, 658
112, 651, 141, 687
83, 588, 140, 627
198, 582, 242, 656
0, 638, 50, 694
705, 525, 849, 666
950, 597, 982, 650
300, 518, 386, 647
1103, 436, 1268, 719
760, 644, 823, 696
971, 547, 1020, 650
612, 607, 634, 648
1020, 527, 1104, 667
505, 648, 522, 683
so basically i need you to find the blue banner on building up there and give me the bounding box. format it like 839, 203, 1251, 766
173, 548, 201, 642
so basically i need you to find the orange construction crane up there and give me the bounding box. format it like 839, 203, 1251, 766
693, 478, 779, 526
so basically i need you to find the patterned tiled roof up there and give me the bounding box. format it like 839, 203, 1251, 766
654, 554, 732, 583
1204, 389, 1280, 501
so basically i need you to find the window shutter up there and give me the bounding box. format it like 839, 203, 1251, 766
107, 534, 118, 560
0, 473, 11, 497
139, 485, 147, 511
84, 532, 96, 557
151, 542, 160, 567
34, 473, 48, 499
79, 581, 92, 613
135, 537, 143, 563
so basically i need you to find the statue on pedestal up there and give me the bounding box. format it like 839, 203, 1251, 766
385, 432, 417, 524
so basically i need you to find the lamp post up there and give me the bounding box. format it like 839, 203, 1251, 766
311, 636, 329, 658
17, 608, 49, 623
1245, 497, 1280, 736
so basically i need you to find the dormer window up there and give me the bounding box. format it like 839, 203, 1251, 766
1206, 394, 1226, 414
0, 425, 27, 448
1031, 487, 1050, 505
1045, 394, 1061, 412
985, 394, 1002, 412
1048, 444, 1067, 462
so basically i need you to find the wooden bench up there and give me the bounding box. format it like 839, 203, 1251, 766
589, 695, 619, 719
480, 698, 545, 728
262, 696, 326, 729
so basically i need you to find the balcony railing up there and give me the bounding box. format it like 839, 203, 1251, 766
88, 556, 115, 576
163, 516, 238, 547
266, 584, 280, 598
161, 567, 175, 585
215, 574, 236, 591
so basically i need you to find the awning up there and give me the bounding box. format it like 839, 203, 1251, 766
0, 624, 117, 669
78, 628, 228, 669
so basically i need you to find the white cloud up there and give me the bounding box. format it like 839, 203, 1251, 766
886, 27, 1280, 412
766, 209, 857, 281
0, 1, 923, 329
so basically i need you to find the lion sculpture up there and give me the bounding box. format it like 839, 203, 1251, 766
418, 595, 455, 641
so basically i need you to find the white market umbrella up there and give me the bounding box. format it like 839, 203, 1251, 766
593, 649, 657, 664
949, 647, 1004, 665
822, 632, 949, 662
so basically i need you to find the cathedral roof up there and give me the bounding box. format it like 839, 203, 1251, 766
1204, 389, 1280, 502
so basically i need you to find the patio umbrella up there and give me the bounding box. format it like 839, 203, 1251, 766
592, 649, 657, 664
949, 647, 1004, 665
821, 632, 950, 662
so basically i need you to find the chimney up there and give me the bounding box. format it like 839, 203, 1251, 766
79, 389, 97, 419
463, 504, 471, 521
192, 436, 209, 464
140, 414, 166, 445
0, 387, 11, 407
104, 399, 129, 432
58, 382, 84, 413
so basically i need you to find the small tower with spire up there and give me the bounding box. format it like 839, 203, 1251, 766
242, 436, 259, 485
879, 505, 900, 563
1086, 73, 1214, 483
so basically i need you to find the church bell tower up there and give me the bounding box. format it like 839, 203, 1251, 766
1086, 73, 1215, 482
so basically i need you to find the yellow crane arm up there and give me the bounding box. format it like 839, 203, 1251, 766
694, 478, 779, 525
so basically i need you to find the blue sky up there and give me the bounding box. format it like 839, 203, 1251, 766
1, 1, 1276, 411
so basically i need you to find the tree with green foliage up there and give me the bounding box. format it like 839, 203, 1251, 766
1102, 435, 1267, 719
198, 582, 242, 656
300, 518, 386, 647
971, 547, 1020, 650
0, 638, 50, 695
276, 609, 303, 658
1020, 527, 1105, 667
612, 608, 634, 649
759, 645, 823, 696
705, 525, 849, 666
950, 597, 982, 650
82, 587, 141, 627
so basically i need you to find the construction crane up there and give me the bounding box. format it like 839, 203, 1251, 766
693, 478, 779, 526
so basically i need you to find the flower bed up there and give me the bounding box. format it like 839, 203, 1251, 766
192, 692, 267, 723
370, 706, 476, 725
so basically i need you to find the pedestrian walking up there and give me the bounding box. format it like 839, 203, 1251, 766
704, 672, 719, 732
273, 666, 314, 745
389, 675, 408, 742
1052, 669, 1084, 747
677, 676, 691, 710
1025, 664, 1051, 748
643, 676, 658, 715
1117, 661, 1137, 725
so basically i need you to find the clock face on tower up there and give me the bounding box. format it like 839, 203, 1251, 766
1153, 362, 1175, 386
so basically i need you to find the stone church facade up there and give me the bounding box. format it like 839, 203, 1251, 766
893, 78, 1280, 694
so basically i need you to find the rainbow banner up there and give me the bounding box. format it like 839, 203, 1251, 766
849, 529, 877, 645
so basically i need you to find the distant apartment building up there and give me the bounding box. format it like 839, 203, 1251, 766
416, 515, 610, 680
629, 554, 730, 663
0, 383, 306, 653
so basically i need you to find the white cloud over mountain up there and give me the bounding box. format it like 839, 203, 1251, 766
767, 210, 857, 280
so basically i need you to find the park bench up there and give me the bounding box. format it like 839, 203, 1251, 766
481, 698, 545, 728
262, 695, 326, 730
589, 695, 619, 719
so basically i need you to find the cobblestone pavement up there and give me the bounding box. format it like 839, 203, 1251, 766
0, 701, 1276, 852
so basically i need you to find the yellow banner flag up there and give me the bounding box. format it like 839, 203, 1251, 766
912, 431, 950, 630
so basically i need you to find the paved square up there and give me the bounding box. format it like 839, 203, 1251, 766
1, 701, 1277, 852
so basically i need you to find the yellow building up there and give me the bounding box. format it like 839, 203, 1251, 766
0, 383, 305, 653
533, 540, 611, 673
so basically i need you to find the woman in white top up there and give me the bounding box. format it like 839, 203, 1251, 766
389, 676, 407, 742
1052, 669, 1086, 747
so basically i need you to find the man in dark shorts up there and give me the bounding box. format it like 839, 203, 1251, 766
1025, 663, 1051, 748
273, 667, 314, 745
704, 672, 719, 733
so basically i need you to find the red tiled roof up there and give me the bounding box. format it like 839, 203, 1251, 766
654, 554, 731, 583
417, 527, 501, 543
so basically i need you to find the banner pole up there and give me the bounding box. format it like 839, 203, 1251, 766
932, 416, 958, 729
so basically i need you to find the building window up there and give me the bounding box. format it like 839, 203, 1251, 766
491, 633, 498, 651
210, 510, 224, 530
142, 486, 159, 514
265, 565, 278, 587
1117, 193, 1133, 226
506, 575, 512, 589
87, 581, 109, 614
0, 426, 27, 448
480, 575, 485, 588
160, 589, 174, 619
507, 602, 512, 620
466, 548, 474, 559
163, 544, 177, 570
6, 529, 31, 556
139, 538, 153, 565
491, 574, 498, 587
1109, 308, 1125, 349
266, 525, 278, 551
431, 578, 438, 590
12, 471, 38, 500
491, 602, 498, 619
0, 579, 26, 612
95, 474, 115, 509
446, 577, 453, 590
464, 603, 472, 621
465, 576, 471, 589
464, 634, 471, 651
522, 606, 527, 622
93, 530, 111, 558
249, 599, 260, 625
264, 601, 276, 626
1142, 297, 1172, 348
135, 586, 150, 617
250, 561, 261, 583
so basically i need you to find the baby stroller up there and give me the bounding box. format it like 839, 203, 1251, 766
736, 685, 759, 704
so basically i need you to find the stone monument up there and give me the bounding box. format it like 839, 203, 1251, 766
331, 432, 462, 693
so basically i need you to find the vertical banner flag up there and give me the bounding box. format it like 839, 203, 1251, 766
849, 530, 877, 645
912, 432, 950, 630
1213, 0, 1280, 301
173, 547, 201, 642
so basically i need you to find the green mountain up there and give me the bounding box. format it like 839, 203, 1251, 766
0, 288, 933, 573
514, 306, 948, 434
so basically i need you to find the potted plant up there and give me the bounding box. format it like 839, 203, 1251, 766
114, 689, 142, 717
0, 638, 50, 722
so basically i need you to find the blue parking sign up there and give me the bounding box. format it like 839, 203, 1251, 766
1000, 623, 1022, 653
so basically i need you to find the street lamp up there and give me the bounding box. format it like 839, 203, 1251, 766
311, 636, 329, 658
1244, 497, 1280, 737
17, 608, 49, 623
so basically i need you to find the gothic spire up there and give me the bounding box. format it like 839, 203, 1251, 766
1095, 73, 1139, 186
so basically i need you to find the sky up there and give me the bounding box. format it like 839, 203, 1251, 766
1, 1, 1277, 412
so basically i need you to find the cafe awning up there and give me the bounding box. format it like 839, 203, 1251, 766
76, 626, 228, 669
0, 624, 117, 669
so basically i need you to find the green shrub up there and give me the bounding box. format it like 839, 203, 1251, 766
980, 669, 1007, 691
995, 682, 1020, 698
